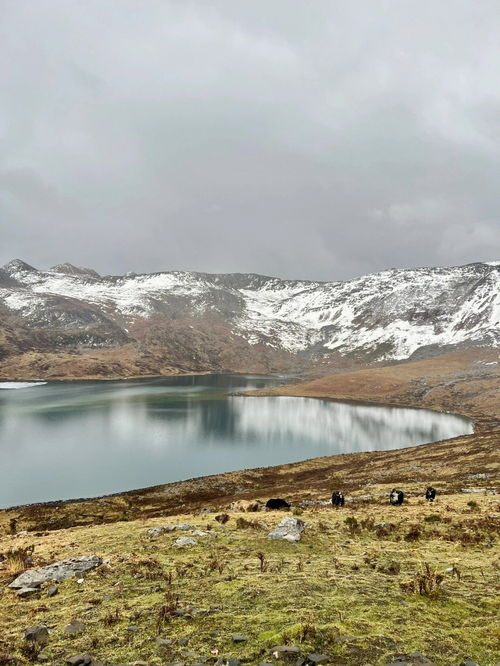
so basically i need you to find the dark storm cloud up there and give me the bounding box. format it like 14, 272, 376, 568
1, 0, 499, 280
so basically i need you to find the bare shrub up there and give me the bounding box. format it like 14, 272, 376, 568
400, 562, 444, 596
256, 552, 267, 573
1, 545, 35, 577
156, 590, 180, 632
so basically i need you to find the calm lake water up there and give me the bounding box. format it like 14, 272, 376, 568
0, 374, 473, 507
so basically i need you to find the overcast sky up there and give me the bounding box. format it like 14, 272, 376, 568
1, 1, 499, 281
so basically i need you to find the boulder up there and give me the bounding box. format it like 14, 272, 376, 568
9, 557, 102, 589
65, 655, 92, 666
64, 620, 85, 636
24, 626, 49, 646
267, 517, 305, 542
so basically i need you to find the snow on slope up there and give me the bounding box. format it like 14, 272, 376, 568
1, 260, 498, 360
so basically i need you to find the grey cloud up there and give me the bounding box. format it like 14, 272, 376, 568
0, 0, 499, 280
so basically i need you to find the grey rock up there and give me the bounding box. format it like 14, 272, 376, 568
127, 626, 140, 632
9, 556, 102, 589
155, 637, 172, 646
307, 654, 330, 664
258, 663, 275, 666
232, 634, 248, 643
64, 620, 85, 636
24, 626, 49, 646
179, 637, 190, 646
191, 530, 211, 537
210, 631, 220, 637
173, 537, 197, 547
36, 654, 49, 662
271, 645, 301, 654
335, 635, 357, 644
65, 656, 92, 666
226, 660, 240, 666
460, 662, 481, 666
147, 526, 176, 536
17, 587, 40, 598
47, 585, 59, 597
267, 517, 306, 542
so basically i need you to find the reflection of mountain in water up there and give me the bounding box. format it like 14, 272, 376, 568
231, 397, 471, 452
0, 375, 472, 507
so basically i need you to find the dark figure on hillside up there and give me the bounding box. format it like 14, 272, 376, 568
425, 487, 436, 502
389, 489, 404, 506
331, 491, 345, 507
266, 498, 290, 510
9, 518, 17, 535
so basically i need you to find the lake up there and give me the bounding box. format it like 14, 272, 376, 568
0, 374, 473, 507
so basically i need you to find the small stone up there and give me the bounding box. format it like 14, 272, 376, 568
307, 654, 330, 664
17, 587, 40, 598
127, 625, 140, 632
399, 601, 409, 606
37, 654, 49, 662
155, 637, 172, 646
179, 637, 190, 646
335, 635, 357, 644
24, 626, 49, 646
460, 662, 481, 666
226, 660, 240, 666
408, 654, 434, 664
65, 655, 92, 666
232, 634, 248, 643
258, 663, 275, 666
47, 586, 58, 597
271, 645, 301, 656
210, 631, 220, 637
64, 620, 85, 636
174, 537, 197, 547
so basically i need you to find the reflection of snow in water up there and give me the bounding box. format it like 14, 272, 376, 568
231, 397, 473, 452
0, 377, 473, 507
0, 382, 47, 389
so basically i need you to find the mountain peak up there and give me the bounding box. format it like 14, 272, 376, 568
49, 263, 100, 279
2, 259, 38, 275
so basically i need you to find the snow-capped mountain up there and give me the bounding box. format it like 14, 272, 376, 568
0, 259, 498, 378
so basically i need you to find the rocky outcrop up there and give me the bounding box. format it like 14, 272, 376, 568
8, 556, 102, 589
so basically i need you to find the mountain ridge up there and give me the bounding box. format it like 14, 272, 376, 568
0, 259, 498, 380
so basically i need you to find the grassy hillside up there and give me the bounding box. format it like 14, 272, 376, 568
0, 349, 498, 665
1, 491, 499, 665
